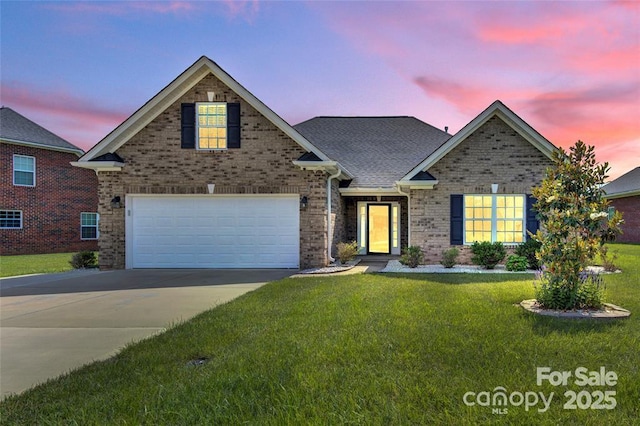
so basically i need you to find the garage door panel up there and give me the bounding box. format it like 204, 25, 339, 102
129, 196, 299, 268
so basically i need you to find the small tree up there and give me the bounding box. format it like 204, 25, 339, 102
532, 141, 623, 310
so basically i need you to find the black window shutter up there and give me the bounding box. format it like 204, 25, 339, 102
181, 103, 196, 149
526, 194, 539, 240
450, 194, 464, 245
227, 103, 241, 149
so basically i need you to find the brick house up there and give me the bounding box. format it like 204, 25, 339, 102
73, 56, 556, 269
1, 107, 99, 255
603, 167, 640, 243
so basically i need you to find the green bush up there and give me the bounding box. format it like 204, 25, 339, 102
336, 241, 359, 264
400, 246, 424, 268
440, 248, 459, 268
506, 254, 528, 272
470, 241, 506, 269
515, 238, 541, 269
69, 251, 98, 269
532, 141, 622, 309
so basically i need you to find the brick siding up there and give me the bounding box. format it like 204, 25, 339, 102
609, 195, 640, 243
410, 116, 553, 263
1, 143, 99, 255
96, 73, 331, 269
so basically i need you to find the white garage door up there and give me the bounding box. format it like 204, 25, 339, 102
127, 195, 299, 269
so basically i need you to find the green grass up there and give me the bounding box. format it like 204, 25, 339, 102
1, 244, 638, 425
0, 252, 86, 278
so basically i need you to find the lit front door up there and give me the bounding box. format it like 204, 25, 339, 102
367, 204, 391, 254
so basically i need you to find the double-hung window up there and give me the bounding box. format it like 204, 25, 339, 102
13, 155, 35, 186
196, 103, 227, 150
464, 195, 525, 244
0, 210, 22, 229
81, 212, 99, 240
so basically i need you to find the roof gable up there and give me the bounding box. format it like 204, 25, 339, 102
78, 56, 332, 162
603, 167, 640, 198
400, 100, 556, 182
0, 107, 83, 155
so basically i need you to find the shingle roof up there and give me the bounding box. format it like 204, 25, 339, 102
0, 107, 83, 154
603, 167, 640, 197
294, 116, 450, 187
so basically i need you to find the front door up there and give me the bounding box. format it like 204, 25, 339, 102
367, 204, 391, 254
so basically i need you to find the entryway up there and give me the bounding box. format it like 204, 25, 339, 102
356, 201, 400, 255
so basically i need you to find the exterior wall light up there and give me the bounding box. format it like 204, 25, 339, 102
300, 195, 308, 210
111, 196, 122, 209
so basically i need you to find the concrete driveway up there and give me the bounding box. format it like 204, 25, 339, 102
0, 268, 294, 399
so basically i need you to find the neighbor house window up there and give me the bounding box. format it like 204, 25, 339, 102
13, 155, 35, 186
196, 102, 227, 150
607, 206, 615, 220
0, 210, 22, 229
464, 195, 525, 244
81, 212, 99, 240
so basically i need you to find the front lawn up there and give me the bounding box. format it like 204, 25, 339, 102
0, 252, 85, 278
1, 244, 638, 424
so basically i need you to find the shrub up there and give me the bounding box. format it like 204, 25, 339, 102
69, 251, 98, 269
598, 245, 618, 272
400, 246, 423, 268
470, 241, 506, 269
515, 238, 541, 270
336, 241, 359, 264
506, 254, 528, 272
534, 269, 605, 310
532, 140, 623, 309
440, 248, 459, 268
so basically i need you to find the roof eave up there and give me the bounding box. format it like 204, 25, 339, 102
339, 187, 401, 196
1, 138, 84, 156
292, 160, 353, 179
71, 161, 124, 172
396, 180, 439, 190
605, 189, 640, 199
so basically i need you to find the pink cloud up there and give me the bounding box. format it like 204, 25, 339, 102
1, 82, 129, 151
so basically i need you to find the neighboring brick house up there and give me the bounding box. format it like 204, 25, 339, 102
1, 107, 99, 255
603, 167, 640, 243
73, 56, 556, 269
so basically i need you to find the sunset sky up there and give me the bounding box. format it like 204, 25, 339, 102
1, 1, 638, 180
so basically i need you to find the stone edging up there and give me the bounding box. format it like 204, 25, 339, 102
520, 299, 631, 320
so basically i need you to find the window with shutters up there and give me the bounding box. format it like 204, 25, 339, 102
464, 195, 525, 244
196, 102, 227, 150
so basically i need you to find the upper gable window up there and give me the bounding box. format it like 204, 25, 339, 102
197, 103, 227, 150
13, 155, 35, 186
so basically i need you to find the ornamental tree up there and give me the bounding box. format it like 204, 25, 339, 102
532, 141, 623, 310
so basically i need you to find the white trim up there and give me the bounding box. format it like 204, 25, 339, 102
339, 187, 400, 196
80, 212, 100, 240
13, 154, 36, 187
70, 161, 124, 172
125, 193, 299, 269
605, 189, 640, 199
356, 201, 401, 255
400, 100, 557, 183
77, 56, 333, 165
395, 180, 438, 190
462, 194, 526, 245
0, 209, 23, 229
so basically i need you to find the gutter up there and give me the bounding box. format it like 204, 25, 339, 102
326, 168, 342, 264
396, 184, 411, 246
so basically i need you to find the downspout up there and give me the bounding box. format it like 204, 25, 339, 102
327, 169, 342, 264
396, 185, 411, 246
